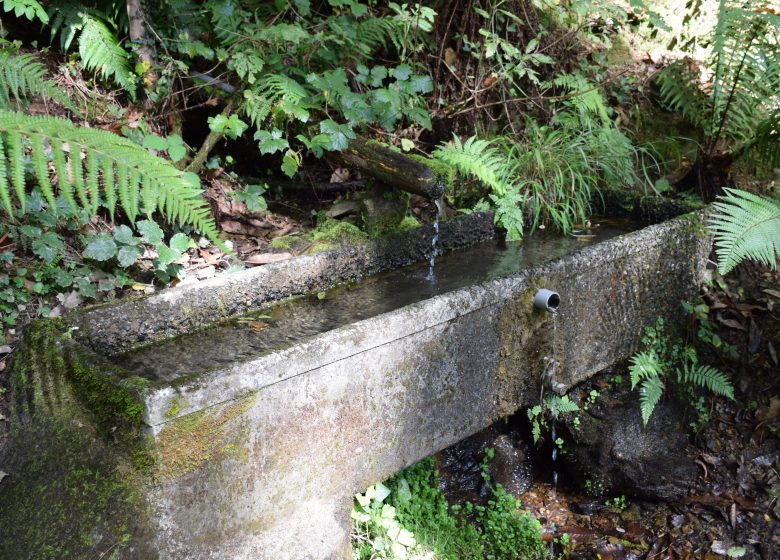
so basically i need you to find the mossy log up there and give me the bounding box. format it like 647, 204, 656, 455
330, 137, 447, 199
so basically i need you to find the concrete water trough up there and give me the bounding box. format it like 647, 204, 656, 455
0, 199, 711, 559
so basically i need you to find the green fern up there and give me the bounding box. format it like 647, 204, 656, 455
657, 2, 780, 148
0, 110, 221, 247
679, 363, 734, 400
432, 135, 509, 196
45, 1, 136, 96
544, 394, 580, 416
750, 109, 780, 168
243, 74, 312, 127
355, 17, 407, 55
629, 351, 663, 390
78, 15, 136, 95
709, 188, 780, 274
638, 376, 664, 426
0, 50, 77, 112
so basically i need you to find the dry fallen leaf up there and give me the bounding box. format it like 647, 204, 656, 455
756, 396, 780, 425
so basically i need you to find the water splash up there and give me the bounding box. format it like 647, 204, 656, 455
426, 198, 443, 281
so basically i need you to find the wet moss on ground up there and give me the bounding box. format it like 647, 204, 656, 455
0, 319, 154, 559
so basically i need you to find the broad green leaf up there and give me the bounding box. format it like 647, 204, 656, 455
142, 135, 169, 151
169, 232, 190, 253
83, 236, 118, 261
117, 245, 143, 267
137, 220, 164, 245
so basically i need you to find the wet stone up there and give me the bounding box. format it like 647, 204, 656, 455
561, 390, 698, 502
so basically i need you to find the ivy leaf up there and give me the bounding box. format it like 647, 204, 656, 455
293, 0, 311, 15
136, 220, 164, 245
409, 74, 433, 94
117, 245, 143, 267
156, 244, 180, 267
405, 105, 432, 130
167, 143, 187, 163
254, 129, 290, 155
319, 119, 355, 151
282, 150, 301, 178
369, 66, 388, 87
142, 135, 168, 151
233, 184, 268, 212
76, 277, 97, 298
113, 224, 139, 245
392, 64, 412, 81
208, 114, 249, 139
296, 134, 329, 158
83, 235, 118, 261
169, 233, 190, 253
31, 231, 63, 263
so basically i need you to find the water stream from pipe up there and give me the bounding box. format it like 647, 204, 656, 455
426, 198, 443, 281
540, 311, 560, 500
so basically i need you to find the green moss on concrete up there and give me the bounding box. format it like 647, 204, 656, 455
0, 319, 153, 559
164, 395, 187, 419
157, 393, 257, 478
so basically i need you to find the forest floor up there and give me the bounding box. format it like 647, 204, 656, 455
516, 265, 780, 560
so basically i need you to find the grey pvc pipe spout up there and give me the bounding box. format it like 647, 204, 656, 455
533, 289, 560, 313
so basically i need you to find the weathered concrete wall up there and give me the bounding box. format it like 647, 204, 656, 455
0, 211, 711, 559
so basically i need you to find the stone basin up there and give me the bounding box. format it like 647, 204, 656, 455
0, 202, 710, 559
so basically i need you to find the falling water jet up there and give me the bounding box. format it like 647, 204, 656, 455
426, 198, 443, 281
534, 288, 563, 499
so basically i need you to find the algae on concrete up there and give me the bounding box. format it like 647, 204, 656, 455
0, 320, 155, 559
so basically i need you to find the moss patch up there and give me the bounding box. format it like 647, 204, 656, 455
157, 393, 257, 478
409, 154, 457, 190
0, 319, 153, 558
310, 218, 370, 247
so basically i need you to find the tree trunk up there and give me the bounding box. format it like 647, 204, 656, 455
329, 137, 446, 199
126, 0, 158, 90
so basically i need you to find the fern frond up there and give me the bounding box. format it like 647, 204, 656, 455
243, 74, 312, 127
658, 2, 780, 145
639, 376, 664, 426
544, 394, 580, 416
629, 351, 663, 390
656, 60, 710, 132
78, 15, 136, 96
0, 111, 222, 248
750, 110, 780, 168
679, 364, 734, 399
355, 17, 406, 55
433, 135, 509, 196
709, 188, 780, 274
0, 50, 76, 112
47, 1, 87, 51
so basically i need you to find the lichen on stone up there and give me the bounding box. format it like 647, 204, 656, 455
157, 392, 257, 478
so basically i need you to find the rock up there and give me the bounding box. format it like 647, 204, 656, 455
489, 434, 533, 497
562, 393, 697, 501
435, 424, 533, 505
358, 184, 409, 235
325, 200, 359, 219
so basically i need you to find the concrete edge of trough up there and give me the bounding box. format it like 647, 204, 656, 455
143, 209, 711, 429
70, 211, 496, 355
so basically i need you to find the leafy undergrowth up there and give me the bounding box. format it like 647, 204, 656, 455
495, 266, 780, 559
352, 455, 551, 560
